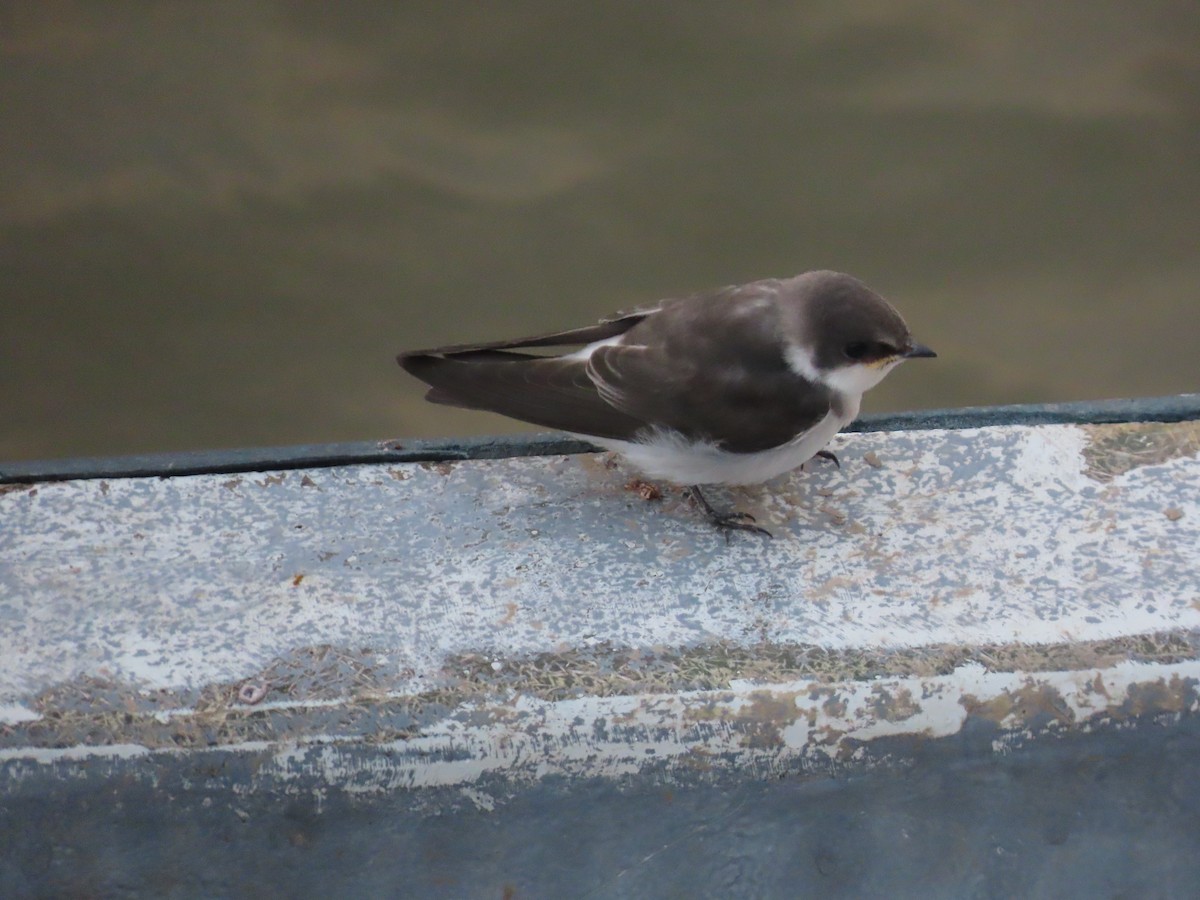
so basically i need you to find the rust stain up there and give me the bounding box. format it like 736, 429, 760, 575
682, 689, 804, 749
1111, 675, 1197, 719
292, 574, 305, 587
808, 685, 848, 719
734, 696, 801, 748
679, 693, 736, 724
961, 682, 1075, 727
499, 602, 519, 625
870, 686, 921, 722
822, 696, 848, 718
812, 724, 848, 747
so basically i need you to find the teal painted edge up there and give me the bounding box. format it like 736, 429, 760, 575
3, 393, 1198, 484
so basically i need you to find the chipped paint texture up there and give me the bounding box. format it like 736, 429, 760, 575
5, 660, 1198, 803
1, 420, 1199, 791
259, 660, 1200, 796
3, 423, 1198, 698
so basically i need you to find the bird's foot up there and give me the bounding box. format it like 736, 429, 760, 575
687, 486, 772, 540
814, 449, 841, 469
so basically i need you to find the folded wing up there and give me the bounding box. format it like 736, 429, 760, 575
397, 312, 655, 441
586, 344, 832, 453
398, 283, 835, 452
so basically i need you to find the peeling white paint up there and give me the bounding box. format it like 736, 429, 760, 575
0, 742, 152, 764
7, 659, 1194, 807
260, 658, 1198, 794
0, 704, 40, 725
1, 422, 1198, 711
1008, 424, 1093, 491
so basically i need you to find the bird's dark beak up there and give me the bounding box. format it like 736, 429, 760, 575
902, 342, 937, 359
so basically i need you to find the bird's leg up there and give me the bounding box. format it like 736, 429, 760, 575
687, 486, 772, 539
814, 449, 841, 469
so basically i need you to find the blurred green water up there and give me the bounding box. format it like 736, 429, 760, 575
2, 2, 1198, 461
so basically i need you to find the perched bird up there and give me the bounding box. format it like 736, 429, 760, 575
398, 270, 935, 537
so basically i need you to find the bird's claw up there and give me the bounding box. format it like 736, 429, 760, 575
815, 449, 841, 469
711, 516, 773, 541
688, 486, 773, 540
720, 510, 757, 523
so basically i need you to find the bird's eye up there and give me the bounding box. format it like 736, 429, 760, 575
844, 342, 871, 360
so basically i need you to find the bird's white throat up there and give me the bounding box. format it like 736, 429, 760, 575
821, 358, 902, 396
785, 343, 902, 396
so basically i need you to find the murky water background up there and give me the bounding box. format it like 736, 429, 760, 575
2, 3, 1197, 461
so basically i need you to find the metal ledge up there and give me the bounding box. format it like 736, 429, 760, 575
3, 392, 1199, 484
3, 398, 1200, 896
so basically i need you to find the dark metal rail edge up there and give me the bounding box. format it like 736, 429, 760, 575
3, 393, 1198, 484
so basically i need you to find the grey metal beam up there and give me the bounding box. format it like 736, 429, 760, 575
3, 392, 1198, 483
2, 399, 1200, 896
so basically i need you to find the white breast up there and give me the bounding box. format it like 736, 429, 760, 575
578, 394, 859, 486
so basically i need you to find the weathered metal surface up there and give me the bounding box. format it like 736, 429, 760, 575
3, 392, 1197, 483
3, 421, 1197, 704
2, 411, 1200, 896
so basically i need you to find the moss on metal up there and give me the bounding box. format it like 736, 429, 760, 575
1082, 420, 1200, 482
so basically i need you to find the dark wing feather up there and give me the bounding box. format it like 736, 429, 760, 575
398, 310, 652, 358
585, 285, 836, 452
586, 345, 831, 452
399, 279, 835, 452
398, 352, 649, 441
